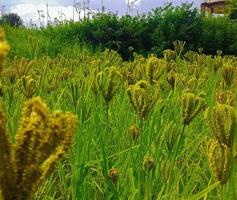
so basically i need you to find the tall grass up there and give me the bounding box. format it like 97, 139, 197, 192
0, 40, 236, 199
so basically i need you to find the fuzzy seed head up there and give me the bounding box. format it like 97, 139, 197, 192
163, 121, 179, 153
22, 76, 37, 98
0, 28, 10, 70
93, 67, 121, 103
108, 168, 119, 184
127, 81, 157, 119
145, 57, 164, 84
205, 104, 236, 147
221, 65, 235, 87
215, 90, 235, 106
167, 73, 175, 90
181, 92, 206, 125
208, 139, 231, 184
0, 97, 78, 200
163, 49, 176, 62
129, 124, 139, 141
143, 155, 155, 172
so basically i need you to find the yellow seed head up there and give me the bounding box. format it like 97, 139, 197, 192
0, 97, 77, 200
145, 57, 164, 84
181, 92, 206, 125
215, 90, 226, 105
143, 155, 155, 172
129, 124, 139, 141
163, 121, 179, 153
92, 72, 100, 96
127, 80, 157, 119
221, 65, 235, 87
93, 67, 121, 104
0, 106, 16, 200
0, 42, 10, 59
205, 104, 236, 147
22, 76, 37, 99
6, 68, 17, 84
215, 90, 235, 106
163, 49, 176, 62
165, 60, 176, 73
173, 40, 186, 56
108, 168, 119, 184
0, 29, 10, 70
208, 139, 231, 184
166, 73, 175, 90
103, 68, 118, 103
14, 58, 34, 77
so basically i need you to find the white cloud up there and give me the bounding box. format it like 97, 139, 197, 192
132, 0, 142, 5
11, 3, 95, 26
9, 1, 199, 26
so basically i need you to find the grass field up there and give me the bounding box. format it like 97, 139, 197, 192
0, 28, 237, 200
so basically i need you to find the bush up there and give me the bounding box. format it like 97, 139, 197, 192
0, 13, 23, 27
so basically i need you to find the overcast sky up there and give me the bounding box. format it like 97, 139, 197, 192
0, 0, 200, 25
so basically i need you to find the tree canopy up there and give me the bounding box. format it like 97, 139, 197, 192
0, 13, 23, 27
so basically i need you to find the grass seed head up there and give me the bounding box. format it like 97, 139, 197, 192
143, 155, 155, 172
181, 91, 206, 125
108, 167, 119, 184
127, 80, 157, 119
0, 28, 10, 71
173, 40, 186, 56
215, 90, 235, 106
221, 65, 235, 87
22, 76, 37, 99
163, 49, 176, 62
129, 124, 139, 141
0, 106, 16, 200
205, 104, 236, 147
145, 56, 164, 84
0, 97, 77, 200
93, 67, 121, 104
208, 139, 231, 185
166, 73, 176, 90
163, 121, 179, 153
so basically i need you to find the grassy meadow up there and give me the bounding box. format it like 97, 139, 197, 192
1, 6, 237, 199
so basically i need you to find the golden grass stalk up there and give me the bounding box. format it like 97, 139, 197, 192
0, 97, 77, 200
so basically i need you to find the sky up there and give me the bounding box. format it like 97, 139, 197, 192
0, 0, 200, 25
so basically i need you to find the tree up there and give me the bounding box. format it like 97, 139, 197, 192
227, 0, 237, 19
0, 13, 23, 27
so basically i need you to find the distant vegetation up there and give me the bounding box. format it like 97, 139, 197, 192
228, 0, 237, 19
0, 13, 23, 27
3, 3, 237, 60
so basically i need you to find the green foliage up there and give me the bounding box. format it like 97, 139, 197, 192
150, 3, 202, 55
200, 17, 237, 55
228, 0, 237, 19
0, 13, 23, 27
